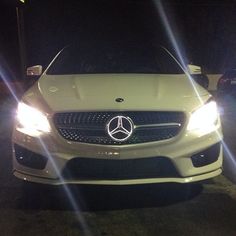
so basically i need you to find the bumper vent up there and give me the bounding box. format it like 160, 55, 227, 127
53, 111, 185, 145
62, 157, 180, 180
191, 143, 221, 167
14, 144, 48, 170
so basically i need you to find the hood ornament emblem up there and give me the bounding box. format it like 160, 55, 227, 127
115, 98, 124, 103
106, 116, 134, 142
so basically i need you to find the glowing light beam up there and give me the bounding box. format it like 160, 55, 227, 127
38, 139, 92, 236
153, 0, 204, 103
153, 0, 236, 176
0, 58, 92, 235
0, 63, 19, 102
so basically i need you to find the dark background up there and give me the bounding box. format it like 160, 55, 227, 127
1, 0, 236, 79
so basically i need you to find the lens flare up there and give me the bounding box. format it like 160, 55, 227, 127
153, 0, 233, 173
38, 139, 92, 236
153, 0, 204, 104
0, 58, 91, 234
0, 62, 20, 102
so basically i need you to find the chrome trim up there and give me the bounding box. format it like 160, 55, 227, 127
135, 122, 181, 129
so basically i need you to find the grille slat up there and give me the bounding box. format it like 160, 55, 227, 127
53, 111, 185, 145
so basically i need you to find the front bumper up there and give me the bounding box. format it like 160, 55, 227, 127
12, 122, 223, 185
13, 168, 222, 185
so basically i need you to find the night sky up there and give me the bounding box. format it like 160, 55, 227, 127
1, 0, 236, 79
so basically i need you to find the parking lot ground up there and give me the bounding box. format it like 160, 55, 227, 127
1, 94, 236, 236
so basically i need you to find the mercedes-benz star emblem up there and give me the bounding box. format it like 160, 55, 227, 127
106, 116, 134, 142
115, 98, 124, 103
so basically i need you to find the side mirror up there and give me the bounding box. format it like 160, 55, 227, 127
26, 65, 43, 76
188, 64, 202, 75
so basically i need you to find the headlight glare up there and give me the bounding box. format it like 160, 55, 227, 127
187, 101, 218, 133
16, 102, 50, 136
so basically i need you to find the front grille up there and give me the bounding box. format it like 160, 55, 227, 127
62, 157, 180, 180
53, 111, 185, 145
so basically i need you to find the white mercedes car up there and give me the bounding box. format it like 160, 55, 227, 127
12, 45, 223, 185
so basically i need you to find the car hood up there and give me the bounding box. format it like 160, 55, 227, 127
24, 74, 210, 113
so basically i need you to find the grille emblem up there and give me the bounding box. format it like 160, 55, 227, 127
106, 116, 134, 142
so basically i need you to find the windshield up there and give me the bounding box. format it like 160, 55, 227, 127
47, 44, 184, 75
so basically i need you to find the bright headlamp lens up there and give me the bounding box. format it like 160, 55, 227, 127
187, 100, 218, 133
16, 102, 50, 136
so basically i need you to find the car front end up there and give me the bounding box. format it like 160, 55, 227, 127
12, 45, 223, 185
12, 73, 223, 185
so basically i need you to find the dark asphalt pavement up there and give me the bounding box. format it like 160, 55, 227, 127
1, 95, 236, 236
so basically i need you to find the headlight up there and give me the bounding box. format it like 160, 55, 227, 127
187, 100, 219, 134
16, 102, 51, 136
